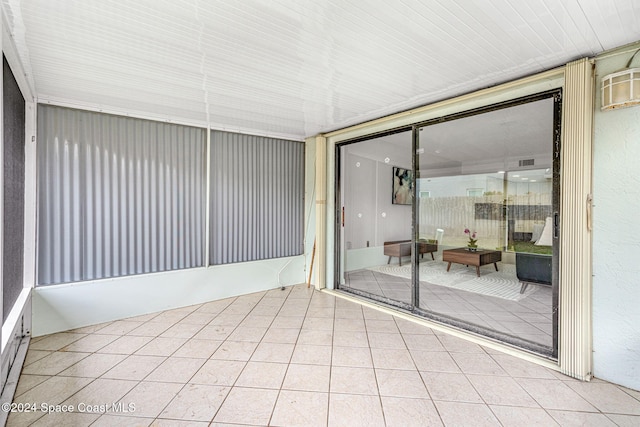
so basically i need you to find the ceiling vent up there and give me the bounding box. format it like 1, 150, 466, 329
518, 159, 535, 167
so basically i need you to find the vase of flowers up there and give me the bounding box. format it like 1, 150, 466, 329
464, 228, 478, 251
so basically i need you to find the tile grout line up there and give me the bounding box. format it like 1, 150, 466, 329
206, 288, 291, 425
266, 285, 313, 426
147, 291, 273, 424
68, 303, 212, 425
104, 301, 225, 424
396, 315, 444, 424
11, 285, 640, 426
321, 288, 334, 427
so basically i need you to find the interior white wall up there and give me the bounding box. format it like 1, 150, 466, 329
343, 153, 377, 249
343, 152, 412, 249
340, 152, 413, 273
592, 45, 640, 391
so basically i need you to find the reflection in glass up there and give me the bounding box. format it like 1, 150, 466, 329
336, 95, 559, 356
338, 131, 414, 307
416, 97, 556, 353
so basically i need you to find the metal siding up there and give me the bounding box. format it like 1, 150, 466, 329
209, 130, 303, 265
37, 105, 206, 285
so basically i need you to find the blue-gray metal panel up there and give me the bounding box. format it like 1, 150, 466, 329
209, 130, 303, 265
37, 105, 206, 285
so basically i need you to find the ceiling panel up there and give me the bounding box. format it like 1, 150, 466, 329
7, 0, 640, 139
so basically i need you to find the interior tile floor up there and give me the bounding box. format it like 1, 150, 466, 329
9, 284, 640, 426
343, 262, 553, 348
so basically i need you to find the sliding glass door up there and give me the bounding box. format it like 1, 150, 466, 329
415, 93, 560, 355
337, 130, 414, 308
337, 91, 561, 357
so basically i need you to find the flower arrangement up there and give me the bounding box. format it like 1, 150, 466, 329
464, 228, 478, 250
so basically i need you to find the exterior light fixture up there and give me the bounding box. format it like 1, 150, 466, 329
601, 49, 640, 110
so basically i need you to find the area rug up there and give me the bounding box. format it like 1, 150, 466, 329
367, 260, 537, 301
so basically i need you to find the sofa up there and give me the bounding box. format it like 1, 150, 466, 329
515, 252, 552, 293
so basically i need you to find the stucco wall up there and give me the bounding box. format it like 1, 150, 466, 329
592, 45, 640, 391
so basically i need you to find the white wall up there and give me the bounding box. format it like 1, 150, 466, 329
343, 152, 411, 249
32, 256, 305, 336
592, 45, 640, 391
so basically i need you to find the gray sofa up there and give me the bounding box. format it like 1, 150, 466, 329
515, 252, 552, 293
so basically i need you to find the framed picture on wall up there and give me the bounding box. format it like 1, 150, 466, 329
392, 166, 413, 205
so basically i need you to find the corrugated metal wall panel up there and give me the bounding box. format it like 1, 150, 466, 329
210, 131, 304, 265
37, 105, 206, 285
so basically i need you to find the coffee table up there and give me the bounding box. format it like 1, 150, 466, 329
442, 248, 502, 277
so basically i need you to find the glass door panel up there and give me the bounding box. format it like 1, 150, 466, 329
415, 96, 559, 354
337, 130, 414, 308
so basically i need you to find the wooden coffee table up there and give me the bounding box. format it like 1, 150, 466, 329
442, 248, 501, 277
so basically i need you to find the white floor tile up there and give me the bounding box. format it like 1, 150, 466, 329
13, 285, 637, 427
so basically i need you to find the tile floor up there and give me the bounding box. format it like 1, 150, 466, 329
8, 284, 640, 426
343, 260, 553, 348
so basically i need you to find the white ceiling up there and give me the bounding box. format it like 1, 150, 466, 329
5, 0, 640, 140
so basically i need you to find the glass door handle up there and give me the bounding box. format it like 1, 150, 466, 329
586, 194, 593, 231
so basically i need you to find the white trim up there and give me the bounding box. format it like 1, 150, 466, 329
32, 256, 305, 336
1, 12, 35, 101
325, 67, 564, 144
318, 69, 570, 373
325, 135, 335, 290
303, 137, 317, 285
0, 4, 5, 380
314, 136, 327, 290
22, 101, 36, 291
204, 128, 211, 267
1, 289, 30, 350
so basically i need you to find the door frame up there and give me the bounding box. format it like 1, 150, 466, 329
321, 63, 593, 379
334, 89, 562, 358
